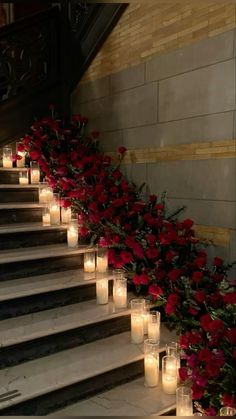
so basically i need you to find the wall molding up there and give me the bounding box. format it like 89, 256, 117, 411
194, 225, 230, 247
108, 139, 236, 163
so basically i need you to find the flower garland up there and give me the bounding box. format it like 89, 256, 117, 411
18, 109, 236, 415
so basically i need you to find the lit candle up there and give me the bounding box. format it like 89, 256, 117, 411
96, 248, 108, 273
67, 222, 78, 248
96, 278, 109, 305
162, 355, 178, 394
84, 252, 96, 273
19, 170, 29, 185
131, 314, 144, 343
176, 386, 193, 416
220, 407, 236, 416
61, 207, 72, 224
166, 342, 181, 381
113, 271, 127, 309
144, 354, 159, 388
50, 203, 60, 226
39, 184, 53, 203
148, 312, 161, 343
30, 161, 40, 184
43, 213, 50, 226
2, 145, 13, 168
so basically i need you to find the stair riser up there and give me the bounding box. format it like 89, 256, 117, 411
0, 172, 29, 184
0, 230, 67, 250
0, 315, 130, 368
0, 189, 39, 203
0, 208, 42, 224
0, 360, 143, 415
0, 282, 113, 320
0, 254, 83, 281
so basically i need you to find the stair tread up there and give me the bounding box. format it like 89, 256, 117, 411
0, 269, 100, 301
0, 296, 127, 347
0, 184, 38, 189
0, 168, 28, 172
0, 329, 175, 410
0, 222, 67, 234
0, 202, 43, 209
51, 376, 176, 416
0, 243, 95, 264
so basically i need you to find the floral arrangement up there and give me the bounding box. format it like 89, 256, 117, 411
18, 108, 236, 415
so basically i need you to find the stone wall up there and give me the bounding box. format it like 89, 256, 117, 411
72, 29, 236, 265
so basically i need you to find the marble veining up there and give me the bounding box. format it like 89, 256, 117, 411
0, 243, 96, 264
0, 269, 103, 301
50, 376, 176, 416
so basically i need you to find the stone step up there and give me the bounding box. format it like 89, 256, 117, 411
0, 329, 176, 415
0, 202, 43, 224
0, 168, 30, 185
0, 244, 95, 281
0, 270, 110, 319
0, 298, 130, 368
50, 375, 176, 416
0, 185, 39, 203
0, 223, 67, 250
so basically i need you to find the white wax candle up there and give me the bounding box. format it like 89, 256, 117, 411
67, 229, 78, 248
31, 169, 40, 183
3, 157, 12, 168
96, 256, 108, 273
16, 153, 25, 168
148, 322, 160, 342
19, 177, 29, 185
50, 205, 60, 225
96, 279, 108, 304
144, 354, 159, 387
143, 313, 149, 335
131, 314, 144, 344
176, 405, 193, 416
84, 260, 95, 273
162, 359, 178, 394
39, 188, 48, 203
61, 207, 71, 224
43, 213, 50, 226
114, 287, 127, 309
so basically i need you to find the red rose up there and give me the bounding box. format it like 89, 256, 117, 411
112, 198, 124, 207
156, 203, 165, 212
165, 250, 178, 263
17, 143, 25, 152
58, 153, 67, 165
133, 273, 149, 286
179, 334, 189, 349
165, 303, 177, 315
112, 169, 122, 180
29, 150, 41, 160
120, 251, 133, 264
148, 284, 163, 299
200, 314, 212, 331
182, 218, 194, 229
195, 373, 208, 387
187, 331, 202, 345
208, 319, 225, 335
149, 194, 157, 204
223, 292, 236, 304
110, 186, 119, 195
168, 268, 182, 281
145, 234, 156, 246
221, 394, 236, 408
198, 348, 212, 363
146, 247, 159, 260
204, 407, 217, 416
179, 367, 189, 382
213, 256, 224, 267
188, 306, 198, 316
194, 257, 207, 268
191, 383, 205, 400
117, 146, 127, 155
194, 290, 206, 304
192, 271, 203, 283
226, 327, 236, 344
206, 360, 221, 378
168, 293, 180, 305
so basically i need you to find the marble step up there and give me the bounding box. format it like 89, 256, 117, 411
0, 167, 30, 184
0, 223, 67, 250
0, 329, 176, 415
0, 202, 43, 224
0, 298, 131, 368
0, 270, 112, 319
51, 375, 176, 416
0, 243, 95, 281
0, 185, 39, 203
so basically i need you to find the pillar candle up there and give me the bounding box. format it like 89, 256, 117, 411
113, 278, 127, 309
61, 207, 72, 224
16, 152, 26, 168
19, 171, 29, 184
96, 278, 109, 305
67, 223, 78, 248
176, 386, 193, 416
162, 356, 178, 394
131, 314, 144, 344
2, 146, 12, 168
84, 252, 96, 273
144, 354, 159, 387
50, 204, 60, 226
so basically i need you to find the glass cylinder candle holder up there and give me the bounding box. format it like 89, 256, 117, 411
144, 339, 159, 388
42, 205, 50, 226
67, 220, 78, 248
61, 206, 72, 224
176, 386, 193, 416
220, 407, 236, 416
96, 277, 109, 305
142, 299, 150, 335
166, 341, 181, 379
30, 161, 40, 184
84, 252, 96, 273
131, 299, 145, 344
19, 170, 29, 185
148, 311, 161, 343
16, 142, 26, 168
50, 196, 60, 226
39, 182, 53, 204
96, 247, 108, 273
2, 145, 13, 168
162, 355, 178, 394
113, 270, 127, 309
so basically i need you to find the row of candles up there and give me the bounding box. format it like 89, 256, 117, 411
2, 144, 26, 168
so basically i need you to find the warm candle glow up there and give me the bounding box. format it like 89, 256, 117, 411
176, 386, 193, 416
19, 171, 29, 185
50, 204, 60, 226
67, 223, 78, 248
148, 312, 161, 343
162, 356, 178, 394
84, 252, 96, 273
96, 278, 109, 305
16, 152, 26, 168
2, 146, 13, 168
61, 207, 72, 224
144, 354, 159, 387
131, 314, 144, 344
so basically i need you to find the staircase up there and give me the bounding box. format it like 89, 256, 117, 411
0, 167, 176, 416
